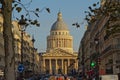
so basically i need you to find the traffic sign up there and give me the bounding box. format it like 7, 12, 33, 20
18, 64, 24, 73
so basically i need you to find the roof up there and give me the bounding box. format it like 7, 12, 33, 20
51, 12, 68, 31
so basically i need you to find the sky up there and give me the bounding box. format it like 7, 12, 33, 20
23, 0, 100, 52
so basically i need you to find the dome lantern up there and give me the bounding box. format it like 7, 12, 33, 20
57, 12, 62, 21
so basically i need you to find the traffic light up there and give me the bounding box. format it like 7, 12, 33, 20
87, 70, 94, 77
90, 61, 96, 68
98, 57, 101, 65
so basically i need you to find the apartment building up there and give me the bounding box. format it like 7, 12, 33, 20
78, 0, 120, 78
0, 14, 40, 77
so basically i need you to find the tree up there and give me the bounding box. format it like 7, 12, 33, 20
84, 1, 120, 35
73, 0, 120, 35
0, 0, 50, 80
104, 1, 120, 36
0, 0, 15, 80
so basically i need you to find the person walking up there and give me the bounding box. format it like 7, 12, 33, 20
64, 76, 67, 80
72, 76, 76, 80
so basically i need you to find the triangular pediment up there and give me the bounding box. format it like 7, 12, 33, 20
42, 48, 77, 57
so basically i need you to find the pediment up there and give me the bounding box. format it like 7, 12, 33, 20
42, 48, 77, 57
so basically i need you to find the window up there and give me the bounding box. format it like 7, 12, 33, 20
52, 32, 54, 35
59, 32, 61, 35
55, 32, 57, 35
104, 35, 108, 41
117, 38, 120, 44
0, 57, 1, 61
0, 22, 2, 32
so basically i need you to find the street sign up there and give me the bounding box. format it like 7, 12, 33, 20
18, 64, 24, 73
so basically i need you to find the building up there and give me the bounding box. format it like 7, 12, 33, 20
0, 13, 4, 77
78, 0, 120, 78
40, 12, 78, 75
12, 21, 40, 76
0, 14, 40, 77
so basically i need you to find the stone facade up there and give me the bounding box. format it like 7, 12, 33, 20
0, 14, 40, 77
12, 21, 40, 76
78, 0, 120, 78
40, 12, 78, 75
0, 14, 4, 76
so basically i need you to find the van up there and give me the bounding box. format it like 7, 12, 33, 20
99, 75, 118, 80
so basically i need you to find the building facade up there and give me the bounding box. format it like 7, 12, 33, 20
0, 14, 4, 77
12, 21, 40, 77
78, 0, 120, 78
0, 14, 40, 77
40, 12, 78, 75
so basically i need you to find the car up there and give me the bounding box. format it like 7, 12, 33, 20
67, 76, 74, 80
44, 77, 49, 80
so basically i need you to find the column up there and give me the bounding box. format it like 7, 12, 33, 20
74, 59, 78, 70
65, 61, 67, 74
49, 59, 52, 74
67, 39, 68, 47
56, 59, 58, 74
69, 39, 71, 48
48, 40, 50, 48
62, 59, 64, 73
43, 59, 45, 73
68, 59, 70, 74
57, 39, 58, 47
70, 39, 72, 48
61, 38, 63, 47
65, 39, 67, 47
50, 39, 52, 48
51, 38, 53, 48
75, 59, 77, 69
76, 60, 78, 70
68, 59, 70, 67
53, 39, 54, 48
68, 39, 70, 47
50, 39, 51, 48
74, 59, 77, 68
63, 39, 65, 47
64, 39, 66, 47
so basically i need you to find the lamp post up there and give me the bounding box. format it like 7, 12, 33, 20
18, 15, 27, 78
94, 38, 99, 80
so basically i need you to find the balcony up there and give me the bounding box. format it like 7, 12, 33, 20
102, 44, 120, 55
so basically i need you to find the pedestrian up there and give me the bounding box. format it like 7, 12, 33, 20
56, 77, 59, 80
72, 76, 76, 80
64, 76, 67, 80
17, 76, 25, 80
0, 76, 4, 80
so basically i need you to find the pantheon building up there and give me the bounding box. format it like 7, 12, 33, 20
39, 12, 78, 75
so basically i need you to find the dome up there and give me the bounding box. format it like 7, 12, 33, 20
51, 12, 68, 31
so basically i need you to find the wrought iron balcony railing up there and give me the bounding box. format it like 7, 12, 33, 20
102, 44, 120, 54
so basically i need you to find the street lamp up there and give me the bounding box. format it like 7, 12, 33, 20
94, 38, 100, 80
18, 15, 27, 78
